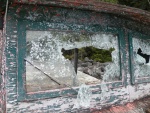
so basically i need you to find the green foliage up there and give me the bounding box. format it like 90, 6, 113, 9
84, 46, 114, 63
64, 54, 74, 60
96, 0, 150, 11
62, 46, 115, 63
62, 48, 74, 60
118, 0, 150, 11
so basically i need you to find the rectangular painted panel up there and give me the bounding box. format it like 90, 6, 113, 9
132, 38, 150, 78
26, 30, 120, 92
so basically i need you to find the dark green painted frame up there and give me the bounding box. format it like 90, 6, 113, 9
128, 32, 150, 85
17, 20, 126, 101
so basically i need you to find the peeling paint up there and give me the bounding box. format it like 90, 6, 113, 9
0, 30, 6, 113
0, 1, 150, 113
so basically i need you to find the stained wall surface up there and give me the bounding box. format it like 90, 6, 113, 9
3, 2, 150, 113
0, 30, 6, 113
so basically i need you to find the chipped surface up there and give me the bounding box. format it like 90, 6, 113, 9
1, 1, 150, 113
0, 30, 6, 113
92, 96, 150, 113
13, 0, 150, 26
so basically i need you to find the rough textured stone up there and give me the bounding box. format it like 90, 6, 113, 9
84, 57, 89, 62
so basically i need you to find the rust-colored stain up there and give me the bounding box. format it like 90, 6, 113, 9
92, 96, 150, 113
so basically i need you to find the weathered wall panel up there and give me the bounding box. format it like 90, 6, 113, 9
13, 0, 150, 27
3, 2, 150, 113
0, 30, 6, 113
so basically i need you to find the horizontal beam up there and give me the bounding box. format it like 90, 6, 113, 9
12, 0, 150, 26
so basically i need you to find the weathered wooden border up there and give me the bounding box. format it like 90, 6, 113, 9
12, 0, 150, 26
128, 32, 150, 85
3, 1, 150, 113
16, 13, 126, 101
0, 30, 6, 113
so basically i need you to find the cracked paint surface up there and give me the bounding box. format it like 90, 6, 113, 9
0, 1, 150, 113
